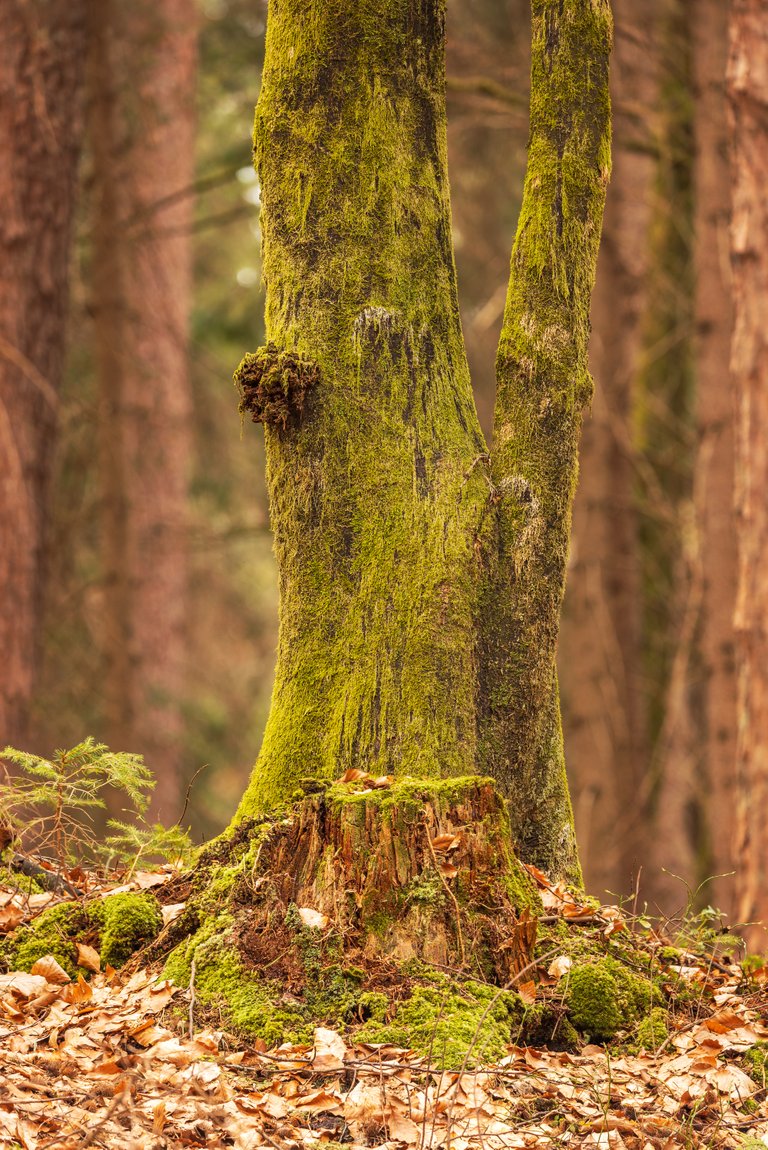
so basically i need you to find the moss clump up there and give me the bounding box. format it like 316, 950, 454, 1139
234, 343, 320, 431
0, 866, 44, 895
637, 1007, 668, 1051
164, 906, 364, 1046
166, 927, 309, 1045
358, 991, 388, 1023
403, 869, 445, 909
88, 892, 162, 967
744, 1042, 768, 1088
567, 957, 656, 1040
357, 975, 521, 1068
3, 891, 164, 978
1, 903, 87, 979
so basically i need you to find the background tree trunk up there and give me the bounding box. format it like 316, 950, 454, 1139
692, 0, 737, 918
729, 0, 768, 955
88, 0, 197, 820
0, 1, 86, 748
638, 0, 700, 914
559, 0, 657, 899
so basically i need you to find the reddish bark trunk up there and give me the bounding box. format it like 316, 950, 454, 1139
0, 1, 86, 747
729, 0, 768, 953
88, 0, 197, 819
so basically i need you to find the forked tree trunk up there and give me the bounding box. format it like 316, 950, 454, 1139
88, 0, 197, 820
0, 2, 86, 748
234, 0, 611, 883
729, 0, 768, 953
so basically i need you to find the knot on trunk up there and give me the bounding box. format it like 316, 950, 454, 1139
234, 343, 320, 430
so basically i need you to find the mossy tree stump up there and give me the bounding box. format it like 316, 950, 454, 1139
159, 776, 541, 1047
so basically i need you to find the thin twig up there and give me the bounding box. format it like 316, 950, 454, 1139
174, 763, 209, 828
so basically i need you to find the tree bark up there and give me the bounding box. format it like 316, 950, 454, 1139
480, 0, 612, 880
235, 0, 611, 884
692, 0, 737, 918
638, 0, 700, 914
0, 1, 86, 748
88, 0, 197, 820
558, 0, 657, 898
729, 0, 768, 953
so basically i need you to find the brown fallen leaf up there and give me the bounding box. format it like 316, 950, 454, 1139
76, 942, 101, 973
518, 979, 537, 1005
312, 1026, 347, 1071
431, 833, 462, 853
0, 972, 49, 998
31, 955, 71, 985
548, 955, 572, 980
0, 904, 24, 933
294, 1087, 344, 1113
63, 974, 93, 1004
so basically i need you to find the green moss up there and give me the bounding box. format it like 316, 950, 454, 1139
1, 903, 87, 979
566, 957, 655, 1041
637, 1007, 668, 1051
403, 869, 445, 909
744, 1042, 768, 1088
358, 991, 388, 1022
164, 905, 364, 1046
88, 892, 162, 968
357, 975, 521, 1068
0, 866, 44, 895
167, 929, 309, 1045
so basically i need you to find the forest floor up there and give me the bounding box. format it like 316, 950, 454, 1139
1, 867, 767, 1150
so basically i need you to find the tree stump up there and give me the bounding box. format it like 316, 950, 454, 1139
160, 775, 541, 1049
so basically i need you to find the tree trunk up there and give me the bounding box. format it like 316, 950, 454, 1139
638, 0, 700, 913
88, 0, 197, 821
480, 0, 612, 880
0, 1, 86, 748
729, 0, 768, 954
558, 0, 657, 898
692, 0, 737, 918
234, 0, 612, 884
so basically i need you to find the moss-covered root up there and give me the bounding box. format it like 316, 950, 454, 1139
0, 892, 162, 978
479, 0, 613, 882
163, 777, 541, 1051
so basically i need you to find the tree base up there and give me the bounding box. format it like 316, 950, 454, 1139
157, 775, 545, 1056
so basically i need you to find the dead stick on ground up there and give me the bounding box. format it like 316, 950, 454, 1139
188, 957, 196, 1038
423, 818, 466, 968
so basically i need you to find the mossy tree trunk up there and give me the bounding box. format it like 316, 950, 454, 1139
234, 0, 611, 883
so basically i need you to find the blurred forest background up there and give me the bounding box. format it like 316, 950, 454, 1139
2, 0, 765, 947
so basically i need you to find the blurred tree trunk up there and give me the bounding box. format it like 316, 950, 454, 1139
0, 2, 86, 748
88, 0, 197, 820
729, 0, 768, 954
692, 0, 737, 918
559, 0, 657, 898
640, 0, 700, 914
